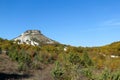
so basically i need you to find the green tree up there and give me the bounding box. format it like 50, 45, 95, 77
68, 53, 81, 65
0, 47, 2, 54
81, 52, 93, 67
51, 61, 64, 80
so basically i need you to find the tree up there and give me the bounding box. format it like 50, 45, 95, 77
0, 47, 2, 54
81, 52, 93, 67
51, 61, 64, 80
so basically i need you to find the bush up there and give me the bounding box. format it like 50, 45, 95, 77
111, 70, 120, 80
81, 68, 93, 79
81, 52, 94, 67
51, 61, 64, 80
96, 68, 120, 80
68, 53, 81, 65
8, 49, 32, 71
8, 49, 18, 61
0, 48, 2, 54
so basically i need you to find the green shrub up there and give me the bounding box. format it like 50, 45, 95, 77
81, 52, 94, 67
111, 70, 120, 80
81, 68, 93, 79
0, 48, 2, 54
51, 61, 64, 80
8, 49, 18, 61
8, 49, 32, 71
18, 51, 31, 65
97, 68, 120, 80
68, 53, 81, 65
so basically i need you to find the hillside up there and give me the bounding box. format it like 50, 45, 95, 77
0, 32, 120, 80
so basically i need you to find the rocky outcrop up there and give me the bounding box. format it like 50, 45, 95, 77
22, 30, 41, 35
14, 30, 58, 46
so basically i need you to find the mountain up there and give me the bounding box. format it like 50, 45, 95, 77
14, 30, 58, 46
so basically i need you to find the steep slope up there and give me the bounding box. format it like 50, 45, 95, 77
14, 30, 58, 46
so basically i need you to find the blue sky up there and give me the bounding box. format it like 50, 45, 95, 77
0, 0, 120, 47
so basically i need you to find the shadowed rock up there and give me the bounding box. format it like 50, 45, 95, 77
0, 72, 31, 80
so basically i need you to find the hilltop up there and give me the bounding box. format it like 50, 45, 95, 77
14, 30, 58, 46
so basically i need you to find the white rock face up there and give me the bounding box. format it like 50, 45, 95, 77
110, 55, 119, 58
14, 30, 57, 46
64, 47, 68, 51
14, 34, 39, 46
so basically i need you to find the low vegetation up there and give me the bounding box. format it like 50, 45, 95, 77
0, 37, 120, 80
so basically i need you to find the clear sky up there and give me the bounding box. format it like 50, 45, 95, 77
0, 0, 120, 47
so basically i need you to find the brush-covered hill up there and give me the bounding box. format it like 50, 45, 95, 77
0, 32, 120, 80
88, 41, 120, 57
101, 41, 120, 56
